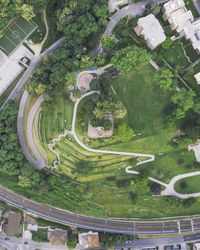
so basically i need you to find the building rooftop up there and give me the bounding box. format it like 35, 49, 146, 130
78, 231, 99, 249
194, 72, 200, 84
163, 0, 200, 53
108, 0, 128, 12
48, 229, 67, 246
24, 215, 37, 225
4, 212, 21, 236
163, 0, 185, 15
137, 14, 166, 49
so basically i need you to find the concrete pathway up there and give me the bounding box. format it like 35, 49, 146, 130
48, 129, 73, 168
27, 94, 46, 169
29, 10, 49, 56
125, 166, 139, 175
72, 92, 155, 164
188, 141, 200, 163
76, 64, 112, 88
48, 91, 155, 168
161, 171, 200, 198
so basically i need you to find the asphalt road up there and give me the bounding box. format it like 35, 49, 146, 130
1, 184, 200, 234
26, 94, 46, 169
192, 0, 200, 15
0, 233, 68, 250
0, 37, 65, 110
17, 90, 39, 167
104, 0, 148, 36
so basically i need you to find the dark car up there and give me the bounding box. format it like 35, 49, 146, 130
4, 238, 9, 241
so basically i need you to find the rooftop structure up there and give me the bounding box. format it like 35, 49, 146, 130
136, 14, 166, 50
48, 229, 68, 246
87, 113, 114, 139
194, 243, 200, 250
4, 211, 21, 236
194, 72, 200, 84
163, 0, 200, 53
78, 231, 99, 249
108, 0, 128, 12
163, 0, 185, 19
24, 215, 37, 225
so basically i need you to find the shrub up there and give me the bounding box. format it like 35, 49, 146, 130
178, 158, 184, 166
180, 181, 187, 190
149, 182, 161, 195
102, 119, 112, 130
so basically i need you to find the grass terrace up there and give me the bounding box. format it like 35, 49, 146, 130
174, 175, 200, 194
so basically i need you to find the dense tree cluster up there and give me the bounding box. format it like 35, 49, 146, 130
99, 232, 137, 248
154, 68, 175, 91
111, 46, 152, 72
0, 101, 40, 187
171, 88, 196, 119
0, 0, 49, 37
56, 0, 108, 50
28, 52, 106, 97
102, 35, 116, 51
115, 123, 134, 142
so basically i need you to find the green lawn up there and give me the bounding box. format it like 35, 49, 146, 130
40, 91, 74, 164
37, 62, 199, 218
30, 14, 46, 44
163, 40, 191, 70
174, 175, 200, 194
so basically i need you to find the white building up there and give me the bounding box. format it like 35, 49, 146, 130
78, 231, 99, 249
194, 243, 200, 250
108, 0, 128, 12
194, 72, 200, 84
163, 0, 200, 53
135, 14, 166, 50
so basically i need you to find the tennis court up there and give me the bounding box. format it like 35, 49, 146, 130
0, 17, 37, 56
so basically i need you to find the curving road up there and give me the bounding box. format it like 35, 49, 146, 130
0, 37, 65, 110
1, 184, 200, 235
27, 94, 46, 169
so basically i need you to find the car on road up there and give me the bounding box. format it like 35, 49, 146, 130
24, 242, 28, 245
4, 238, 9, 241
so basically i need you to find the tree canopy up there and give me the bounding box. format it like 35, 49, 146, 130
171, 88, 196, 119
116, 123, 134, 142
111, 46, 151, 72
154, 68, 175, 91
102, 35, 116, 51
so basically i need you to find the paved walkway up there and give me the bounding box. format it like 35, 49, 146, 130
48, 91, 155, 168
27, 94, 46, 169
29, 10, 49, 56
125, 166, 139, 175
188, 141, 200, 163
72, 92, 155, 164
76, 64, 112, 88
161, 171, 200, 198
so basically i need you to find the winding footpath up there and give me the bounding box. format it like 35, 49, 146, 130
3, 0, 200, 235
161, 172, 200, 199
47, 91, 155, 169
